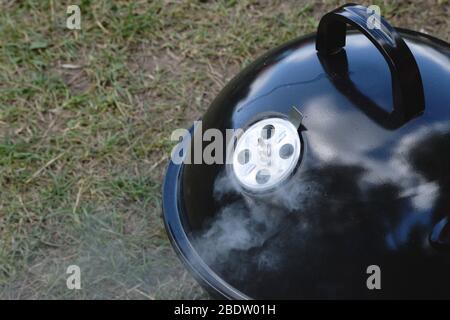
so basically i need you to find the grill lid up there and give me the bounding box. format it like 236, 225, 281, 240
163, 4, 450, 299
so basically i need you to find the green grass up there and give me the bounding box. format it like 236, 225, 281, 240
0, 0, 448, 299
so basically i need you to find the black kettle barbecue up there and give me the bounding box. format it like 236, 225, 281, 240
163, 3, 450, 299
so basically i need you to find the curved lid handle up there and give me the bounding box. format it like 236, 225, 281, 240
316, 4, 425, 123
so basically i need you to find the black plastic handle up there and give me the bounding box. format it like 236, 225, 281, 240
316, 4, 424, 122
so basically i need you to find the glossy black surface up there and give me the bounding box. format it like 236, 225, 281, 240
163, 5, 450, 299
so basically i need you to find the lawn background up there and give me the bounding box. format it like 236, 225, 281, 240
0, 0, 449, 299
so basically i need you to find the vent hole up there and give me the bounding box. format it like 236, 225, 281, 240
238, 149, 251, 165
256, 169, 271, 184
261, 124, 275, 140
279, 143, 294, 159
